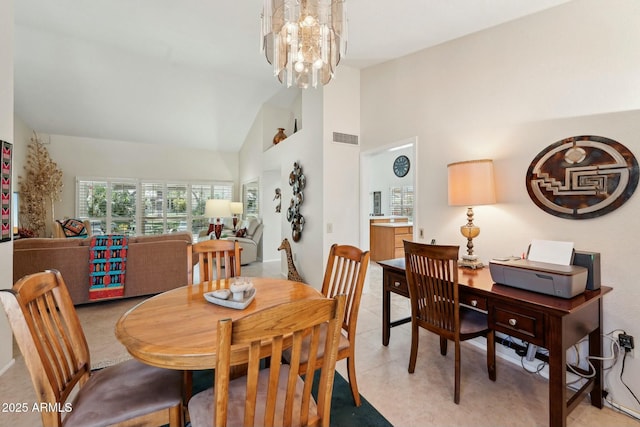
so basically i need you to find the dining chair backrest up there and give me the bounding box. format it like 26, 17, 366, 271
321, 244, 370, 338
404, 242, 460, 338
189, 295, 346, 427
187, 239, 241, 286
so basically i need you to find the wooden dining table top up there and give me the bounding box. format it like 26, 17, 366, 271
115, 277, 323, 370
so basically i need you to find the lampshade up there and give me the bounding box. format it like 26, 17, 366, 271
261, 0, 348, 88
204, 199, 231, 219
230, 202, 244, 215
448, 159, 496, 207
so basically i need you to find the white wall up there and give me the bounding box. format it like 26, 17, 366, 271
323, 66, 361, 258
360, 0, 640, 412
0, 0, 14, 374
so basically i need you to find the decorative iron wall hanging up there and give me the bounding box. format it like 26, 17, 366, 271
526, 135, 638, 219
1, 140, 12, 242
286, 162, 305, 242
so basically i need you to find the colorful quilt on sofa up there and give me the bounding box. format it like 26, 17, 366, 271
89, 234, 128, 301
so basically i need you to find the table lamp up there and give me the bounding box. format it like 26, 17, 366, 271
447, 159, 496, 269
230, 202, 244, 231
204, 199, 231, 239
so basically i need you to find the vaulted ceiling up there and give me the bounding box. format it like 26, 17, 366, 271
14, 0, 570, 152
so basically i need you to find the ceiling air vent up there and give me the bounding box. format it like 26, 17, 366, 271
333, 132, 359, 146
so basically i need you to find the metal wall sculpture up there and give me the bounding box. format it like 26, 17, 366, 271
1, 140, 12, 242
286, 162, 306, 241
526, 135, 639, 219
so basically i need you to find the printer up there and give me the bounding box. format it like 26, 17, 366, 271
489, 258, 588, 299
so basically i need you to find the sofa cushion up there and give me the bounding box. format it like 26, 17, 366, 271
235, 228, 247, 237
130, 232, 192, 244
14, 237, 87, 249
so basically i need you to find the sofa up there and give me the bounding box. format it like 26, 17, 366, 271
13, 232, 192, 305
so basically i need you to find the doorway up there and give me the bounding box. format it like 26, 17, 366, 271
359, 137, 418, 252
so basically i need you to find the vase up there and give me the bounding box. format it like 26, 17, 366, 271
273, 128, 287, 145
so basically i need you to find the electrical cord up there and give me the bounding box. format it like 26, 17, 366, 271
566, 334, 620, 380
619, 350, 640, 406
518, 340, 547, 375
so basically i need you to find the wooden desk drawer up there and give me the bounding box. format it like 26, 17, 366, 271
460, 294, 487, 311
489, 302, 545, 346
384, 271, 409, 297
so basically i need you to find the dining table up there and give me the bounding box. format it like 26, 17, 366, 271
115, 277, 324, 370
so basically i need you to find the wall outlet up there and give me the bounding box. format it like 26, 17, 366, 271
619, 333, 634, 355
419, 228, 424, 239
327, 223, 333, 233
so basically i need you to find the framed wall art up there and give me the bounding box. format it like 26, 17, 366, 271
526, 135, 639, 219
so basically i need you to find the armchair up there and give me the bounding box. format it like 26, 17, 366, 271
223, 218, 263, 265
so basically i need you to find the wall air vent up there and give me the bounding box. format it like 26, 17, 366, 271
333, 132, 359, 146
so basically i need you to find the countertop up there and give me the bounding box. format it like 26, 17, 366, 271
371, 222, 413, 228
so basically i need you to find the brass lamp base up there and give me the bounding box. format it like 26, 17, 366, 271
459, 207, 483, 269
459, 254, 484, 269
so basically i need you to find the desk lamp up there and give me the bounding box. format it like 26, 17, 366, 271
230, 202, 244, 231
447, 159, 496, 269
204, 199, 231, 239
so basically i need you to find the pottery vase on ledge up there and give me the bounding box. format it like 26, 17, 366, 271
273, 128, 287, 145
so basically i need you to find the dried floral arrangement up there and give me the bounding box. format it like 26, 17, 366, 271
18, 133, 63, 237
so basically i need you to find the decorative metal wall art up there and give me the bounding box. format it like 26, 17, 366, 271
526, 135, 639, 219
1, 140, 12, 242
273, 188, 281, 213
286, 162, 306, 242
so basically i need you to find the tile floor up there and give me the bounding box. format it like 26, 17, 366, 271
0, 261, 637, 426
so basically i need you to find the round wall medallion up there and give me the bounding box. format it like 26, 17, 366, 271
526, 135, 639, 219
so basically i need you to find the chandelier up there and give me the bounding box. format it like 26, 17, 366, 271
261, 0, 347, 88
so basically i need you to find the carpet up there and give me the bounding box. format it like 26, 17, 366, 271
189, 369, 392, 427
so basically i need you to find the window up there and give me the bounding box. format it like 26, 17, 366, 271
389, 185, 413, 219
243, 181, 260, 218
77, 178, 233, 236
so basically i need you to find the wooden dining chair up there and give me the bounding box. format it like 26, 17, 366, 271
0, 270, 183, 427
185, 239, 242, 404
188, 294, 347, 427
403, 241, 496, 404
283, 244, 370, 407
187, 239, 241, 286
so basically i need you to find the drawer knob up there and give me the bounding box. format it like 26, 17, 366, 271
470, 300, 478, 307
394, 281, 401, 287
508, 318, 517, 326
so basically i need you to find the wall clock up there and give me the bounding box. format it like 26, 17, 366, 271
393, 155, 410, 178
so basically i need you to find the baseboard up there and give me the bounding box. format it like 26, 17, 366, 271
0, 358, 15, 377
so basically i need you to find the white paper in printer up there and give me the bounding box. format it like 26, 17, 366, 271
527, 239, 574, 265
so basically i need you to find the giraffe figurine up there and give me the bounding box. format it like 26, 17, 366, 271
278, 238, 304, 282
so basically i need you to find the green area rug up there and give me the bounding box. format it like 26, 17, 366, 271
190, 369, 392, 427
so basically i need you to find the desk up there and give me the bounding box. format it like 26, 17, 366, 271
378, 258, 612, 427
115, 278, 323, 370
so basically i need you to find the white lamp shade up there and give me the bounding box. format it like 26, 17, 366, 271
447, 159, 497, 206
204, 199, 231, 218
230, 202, 244, 215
